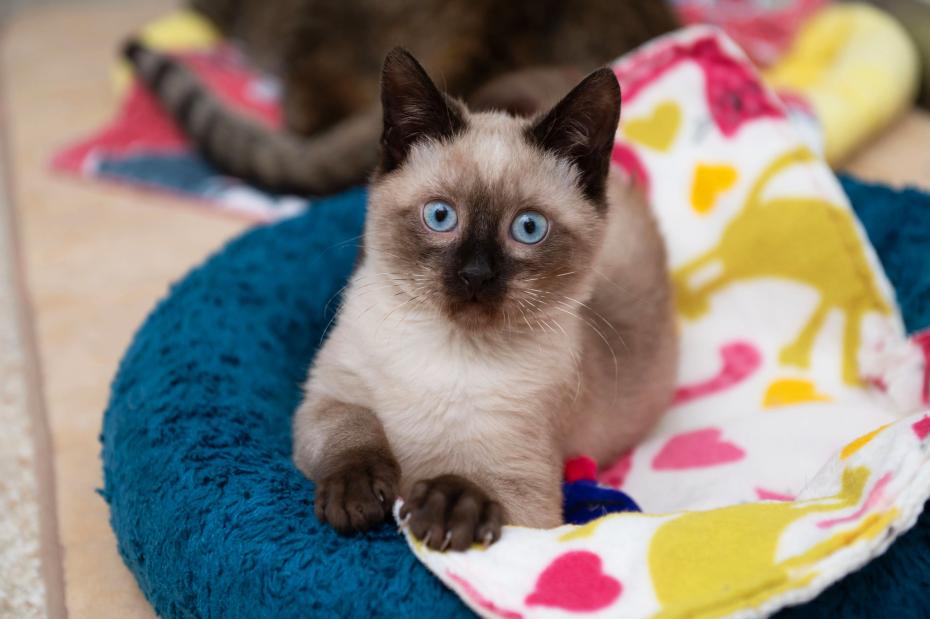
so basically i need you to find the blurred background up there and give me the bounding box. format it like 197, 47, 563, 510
0, 1, 928, 618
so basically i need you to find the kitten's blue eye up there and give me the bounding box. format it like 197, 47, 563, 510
511, 211, 549, 244
423, 200, 458, 232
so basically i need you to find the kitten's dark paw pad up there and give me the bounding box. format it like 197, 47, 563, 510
314, 454, 399, 534
400, 475, 503, 552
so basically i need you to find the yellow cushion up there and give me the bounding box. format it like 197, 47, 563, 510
765, 3, 919, 165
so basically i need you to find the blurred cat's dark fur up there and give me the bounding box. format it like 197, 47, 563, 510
124, 0, 678, 195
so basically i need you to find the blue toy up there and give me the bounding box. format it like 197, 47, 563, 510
562, 456, 641, 525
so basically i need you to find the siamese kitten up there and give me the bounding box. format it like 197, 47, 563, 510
292, 49, 677, 551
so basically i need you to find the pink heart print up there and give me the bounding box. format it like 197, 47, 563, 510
652, 427, 746, 470
600, 450, 634, 488
525, 551, 622, 612
673, 341, 761, 405
913, 415, 930, 441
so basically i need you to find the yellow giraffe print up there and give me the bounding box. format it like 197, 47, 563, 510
673, 147, 892, 385
647, 467, 893, 618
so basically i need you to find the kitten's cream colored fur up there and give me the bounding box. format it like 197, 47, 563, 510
292, 50, 676, 547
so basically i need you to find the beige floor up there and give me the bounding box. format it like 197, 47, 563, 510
845, 111, 930, 187
1, 2, 246, 617
0, 106, 46, 618
0, 2, 928, 618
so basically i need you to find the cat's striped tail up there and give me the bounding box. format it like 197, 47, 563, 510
122, 40, 380, 196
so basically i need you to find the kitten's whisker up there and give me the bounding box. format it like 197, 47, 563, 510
549, 317, 583, 403
591, 267, 633, 296
523, 289, 543, 300
515, 301, 537, 333
516, 301, 546, 355
318, 306, 343, 344
531, 286, 629, 354
328, 272, 415, 313
330, 272, 403, 304
367, 247, 410, 263
377, 288, 432, 339
553, 295, 628, 352
319, 233, 366, 255
537, 319, 557, 335
353, 282, 425, 321
322, 281, 353, 318
520, 295, 547, 318
554, 305, 620, 404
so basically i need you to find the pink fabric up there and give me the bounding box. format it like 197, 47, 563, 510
755, 487, 796, 501
912, 415, 930, 441
673, 342, 762, 405
524, 552, 622, 612
672, 0, 830, 66
599, 451, 634, 488
51, 82, 187, 171
614, 36, 784, 138
652, 428, 746, 470
817, 473, 892, 528
448, 573, 524, 619
914, 329, 930, 405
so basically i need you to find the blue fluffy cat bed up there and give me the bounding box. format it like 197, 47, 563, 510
101, 178, 930, 618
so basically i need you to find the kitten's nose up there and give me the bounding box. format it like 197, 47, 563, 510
458, 260, 494, 295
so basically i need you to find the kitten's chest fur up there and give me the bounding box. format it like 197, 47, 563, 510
336, 275, 576, 456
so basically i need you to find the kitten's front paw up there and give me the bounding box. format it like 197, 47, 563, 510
400, 475, 503, 551
314, 451, 399, 534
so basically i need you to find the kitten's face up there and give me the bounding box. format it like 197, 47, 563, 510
366, 49, 621, 331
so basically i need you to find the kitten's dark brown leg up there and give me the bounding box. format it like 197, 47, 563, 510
399, 475, 504, 551
293, 399, 400, 534
313, 447, 400, 534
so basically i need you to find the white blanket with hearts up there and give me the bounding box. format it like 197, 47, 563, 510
397, 27, 930, 619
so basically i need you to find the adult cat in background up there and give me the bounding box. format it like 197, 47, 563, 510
124, 0, 678, 195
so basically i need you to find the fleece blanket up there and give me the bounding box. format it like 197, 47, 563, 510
396, 27, 930, 619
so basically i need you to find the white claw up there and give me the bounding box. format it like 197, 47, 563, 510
422, 530, 432, 546
440, 531, 452, 552
482, 531, 494, 547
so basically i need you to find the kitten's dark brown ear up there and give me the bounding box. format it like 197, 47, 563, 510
528, 68, 621, 206
379, 47, 465, 173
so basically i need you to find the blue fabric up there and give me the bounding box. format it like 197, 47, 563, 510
841, 175, 930, 336
102, 176, 930, 618
563, 480, 641, 524
98, 153, 222, 195
96, 152, 311, 214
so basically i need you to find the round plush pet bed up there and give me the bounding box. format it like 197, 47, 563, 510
101, 178, 930, 618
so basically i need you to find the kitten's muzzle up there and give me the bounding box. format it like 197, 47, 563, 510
457, 259, 495, 298
445, 243, 507, 309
